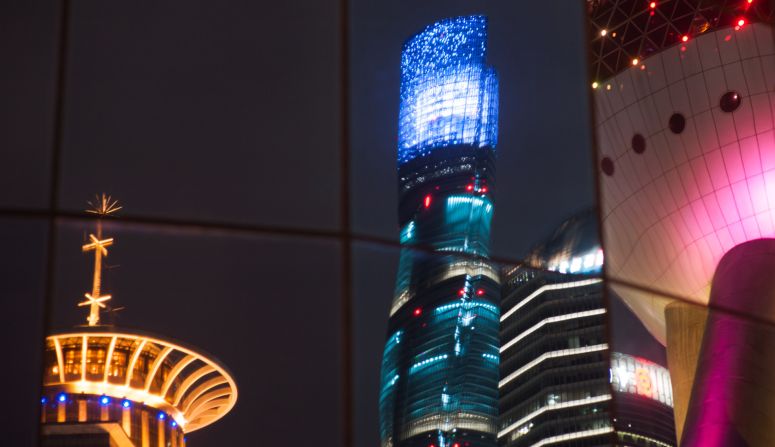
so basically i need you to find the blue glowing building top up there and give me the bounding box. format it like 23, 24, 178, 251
381, 15, 500, 447
398, 15, 499, 165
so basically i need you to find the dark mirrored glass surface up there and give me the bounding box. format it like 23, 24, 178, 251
58, 0, 342, 230
0, 2, 59, 208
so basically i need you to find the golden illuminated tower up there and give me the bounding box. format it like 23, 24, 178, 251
40, 195, 237, 447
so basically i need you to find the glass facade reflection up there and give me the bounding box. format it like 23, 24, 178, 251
499, 212, 676, 447
380, 15, 500, 447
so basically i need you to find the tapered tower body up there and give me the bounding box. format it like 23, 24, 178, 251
379, 16, 501, 447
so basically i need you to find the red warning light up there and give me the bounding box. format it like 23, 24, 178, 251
424, 195, 432, 208
649, 1, 656, 8
413, 307, 422, 316
458, 289, 466, 296
466, 184, 474, 191
453, 443, 460, 447
737, 18, 746, 28
480, 186, 488, 193
476, 289, 485, 296
681, 35, 689, 42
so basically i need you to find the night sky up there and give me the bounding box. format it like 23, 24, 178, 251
1, 1, 662, 446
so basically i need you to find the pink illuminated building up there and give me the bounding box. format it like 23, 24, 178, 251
589, 1, 774, 445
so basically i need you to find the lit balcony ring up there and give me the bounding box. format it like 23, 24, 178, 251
43, 329, 237, 433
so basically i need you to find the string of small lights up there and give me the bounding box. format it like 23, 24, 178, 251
588, 0, 773, 84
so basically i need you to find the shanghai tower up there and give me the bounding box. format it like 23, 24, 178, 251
379, 16, 500, 447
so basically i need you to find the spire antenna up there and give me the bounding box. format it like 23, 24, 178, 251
78, 193, 121, 326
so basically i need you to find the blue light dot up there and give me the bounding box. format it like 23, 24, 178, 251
100, 395, 110, 405
41, 397, 47, 404
158, 412, 166, 420
57, 393, 67, 403
122, 399, 131, 408
171, 421, 177, 427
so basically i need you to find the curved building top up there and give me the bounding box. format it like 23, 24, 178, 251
43, 328, 237, 433
588, 0, 773, 82
528, 209, 604, 275
398, 15, 498, 164
591, 3, 775, 343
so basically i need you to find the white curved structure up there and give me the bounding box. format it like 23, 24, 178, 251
595, 22, 775, 343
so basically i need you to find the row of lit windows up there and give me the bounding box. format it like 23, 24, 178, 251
41, 393, 184, 447
44, 340, 190, 401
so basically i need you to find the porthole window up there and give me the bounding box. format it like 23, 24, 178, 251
720, 91, 742, 112
600, 157, 614, 176
668, 113, 685, 134
632, 134, 646, 154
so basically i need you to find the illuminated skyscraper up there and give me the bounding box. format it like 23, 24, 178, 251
498, 211, 676, 447
39, 195, 237, 447
378, 16, 501, 447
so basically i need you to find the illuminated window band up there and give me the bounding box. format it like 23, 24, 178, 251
409, 354, 449, 373
617, 431, 673, 447
500, 279, 603, 322
500, 308, 607, 353
435, 300, 498, 314
546, 248, 604, 274
609, 352, 673, 407
389, 259, 500, 317
529, 427, 614, 447
402, 411, 493, 441
499, 344, 609, 388
497, 394, 612, 439
398, 15, 498, 164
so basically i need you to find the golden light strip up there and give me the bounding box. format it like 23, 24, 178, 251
181, 376, 228, 415
185, 389, 231, 421
159, 355, 196, 398
187, 397, 230, 423
80, 335, 88, 382
143, 346, 173, 391
172, 365, 215, 406
47, 332, 237, 433
124, 340, 148, 386
53, 337, 65, 383
188, 407, 223, 427
102, 336, 117, 382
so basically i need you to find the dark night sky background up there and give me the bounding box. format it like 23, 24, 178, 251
0, 1, 662, 446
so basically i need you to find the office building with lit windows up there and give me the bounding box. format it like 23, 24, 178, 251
498, 211, 676, 447
378, 15, 501, 447
39, 196, 237, 447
